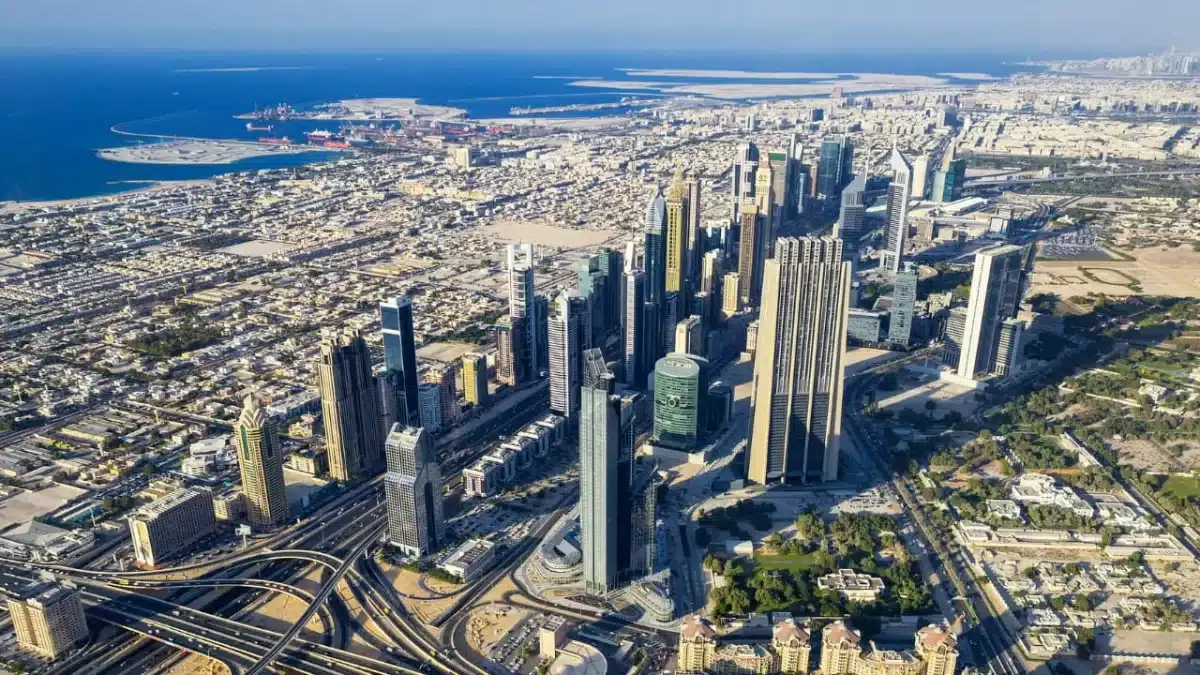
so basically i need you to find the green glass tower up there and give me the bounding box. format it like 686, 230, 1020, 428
652, 353, 708, 450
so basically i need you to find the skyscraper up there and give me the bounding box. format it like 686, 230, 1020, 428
747, 237, 851, 485
881, 146, 913, 273
754, 157, 776, 257
731, 142, 759, 223
664, 169, 689, 296
817, 135, 854, 199
621, 266, 647, 389
494, 316, 525, 386
787, 135, 807, 217
736, 202, 762, 306
234, 394, 288, 527
580, 348, 620, 595
768, 151, 791, 226
722, 272, 742, 317
578, 255, 608, 346
7, 581, 88, 659
911, 153, 932, 201
644, 188, 667, 308
534, 293, 550, 376
318, 329, 384, 482
549, 292, 582, 417
130, 487, 217, 568
462, 352, 489, 408
653, 353, 706, 451
380, 297, 420, 428
833, 174, 866, 270
701, 249, 724, 296
416, 383, 442, 433
507, 243, 539, 375
932, 145, 966, 203
674, 316, 704, 356
684, 171, 703, 304
424, 363, 458, 426
957, 245, 1029, 380
889, 262, 919, 347
384, 425, 445, 557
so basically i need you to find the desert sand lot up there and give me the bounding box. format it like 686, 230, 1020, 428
1029, 247, 1200, 298
477, 222, 617, 248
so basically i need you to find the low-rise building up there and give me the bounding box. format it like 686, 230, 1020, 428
438, 538, 496, 582
817, 569, 886, 602
130, 487, 218, 568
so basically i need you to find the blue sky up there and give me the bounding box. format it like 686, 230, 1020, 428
1, 0, 1196, 53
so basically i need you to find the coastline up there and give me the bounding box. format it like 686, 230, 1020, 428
0, 179, 214, 214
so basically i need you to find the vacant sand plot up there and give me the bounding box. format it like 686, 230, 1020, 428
464, 604, 530, 654
1029, 247, 1200, 298
477, 222, 617, 248
161, 653, 232, 675
1109, 438, 1179, 473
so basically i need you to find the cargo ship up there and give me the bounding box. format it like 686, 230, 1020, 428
258, 136, 292, 145
246, 122, 274, 132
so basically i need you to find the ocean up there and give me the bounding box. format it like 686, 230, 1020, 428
0, 50, 1043, 202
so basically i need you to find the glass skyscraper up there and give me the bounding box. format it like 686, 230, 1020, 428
380, 297, 421, 428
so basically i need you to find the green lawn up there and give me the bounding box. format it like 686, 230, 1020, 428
1162, 474, 1200, 499
752, 551, 818, 573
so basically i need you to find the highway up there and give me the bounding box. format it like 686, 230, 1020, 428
843, 372, 1025, 675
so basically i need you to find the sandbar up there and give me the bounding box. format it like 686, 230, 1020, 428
295, 98, 467, 121
621, 68, 843, 80
97, 140, 330, 165
571, 73, 950, 99
937, 72, 1004, 80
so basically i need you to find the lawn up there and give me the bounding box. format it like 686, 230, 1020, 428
1162, 474, 1200, 499
752, 551, 819, 573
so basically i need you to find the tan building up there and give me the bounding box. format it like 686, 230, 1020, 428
7, 581, 88, 659
234, 394, 288, 527
665, 168, 689, 295
915, 623, 959, 675
678, 614, 812, 675
747, 237, 849, 485
130, 487, 217, 568
212, 488, 245, 521
318, 329, 384, 482
722, 272, 742, 317
821, 620, 960, 675
821, 621, 863, 675
424, 363, 458, 426
773, 618, 812, 673
539, 616, 571, 659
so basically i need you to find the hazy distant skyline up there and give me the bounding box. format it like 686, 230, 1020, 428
1, 0, 1197, 53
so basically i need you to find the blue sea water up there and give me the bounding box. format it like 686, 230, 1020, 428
0, 50, 1043, 202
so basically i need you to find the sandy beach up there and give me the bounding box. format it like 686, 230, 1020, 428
620, 68, 843, 79
0, 179, 214, 214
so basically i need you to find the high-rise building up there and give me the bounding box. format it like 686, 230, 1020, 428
941, 307, 968, 369
768, 151, 791, 225
424, 363, 458, 426
234, 394, 288, 527
994, 318, 1025, 377
754, 157, 776, 257
684, 171, 703, 301
653, 353, 706, 451
932, 146, 966, 203
462, 353, 489, 408
730, 142, 759, 223
621, 267, 647, 389
911, 153, 931, 201
747, 237, 850, 485
600, 247, 624, 330
736, 202, 762, 306
722, 272, 742, 317
384, 425, 445, 557
787, 134, 807, 217
627, 460, 661, 579
701, 249, 724, 296
130, 487, 217, 568
833, 174, 866, 270
578, 255, 608, 346
644, 188, 667, 308
380, 297, 420, 427
7, 581, 88, 659
579, 349, 621, 596
817, 135, 854, 199
957, 244, 1029, 380
416, 383, 443, 433
534, 293, 550, 375
665, 169, 689, 296
915, 624, 960, 675
549, 292, 582, 417
507, 243, 539, 375
881, 146, 913, 273
888, 262, 919, 347
674, 316, 704, 357
494, 316, 526, 386
318, 329, 384, 482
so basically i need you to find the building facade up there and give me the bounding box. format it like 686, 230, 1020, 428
747, 237, 850, 485
549, 292, 582, 417
318, 329, 384, 482
882, 147, 913, 273
130, 487, 217, 568
653, 353, 706, 451
380, 297, 421, 427
957, 244, 1029, 380
579, 348, 620, 595
462, 352, 489, 407
888, 262, 919, 347
234, 394, 288, 527
384, 425, 445, 557
7, 581, 88, 659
